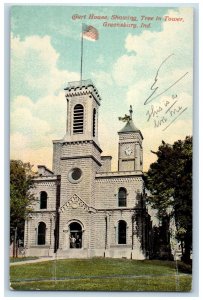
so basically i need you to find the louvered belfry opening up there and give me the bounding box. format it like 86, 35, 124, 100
73, 104, 84, 134
93, 108, 96, 137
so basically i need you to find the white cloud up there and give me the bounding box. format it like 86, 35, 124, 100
110, 7, 193, 171
10, 145, 53, 171
11, 104, 51, 148
10, 91, 67, 163
91, 71, 113, 88
11, 95, 34, 112
10, 134, 52, 170
10, 35, 79, 168
10, 133, 29, 151
125, 81, 192, 171
125, 8, 193, 68
142, 118, 192, 171
112, 8, 193, 90
11, 34, 79, 99
112, 55, 137, 86
96, 55, 105, 65
99, 118, 118, 171
10, 8, 193, 172
126, 80, 192, 122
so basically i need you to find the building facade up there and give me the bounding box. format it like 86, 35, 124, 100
24, 79, 151, 259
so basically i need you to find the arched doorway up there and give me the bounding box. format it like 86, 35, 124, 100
118, 220, 127, 244
69, 222, 82, 248
38, 222, 46, 245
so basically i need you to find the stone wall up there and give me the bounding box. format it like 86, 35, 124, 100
24, 211, 56, 257
25, 178, 57, 256
52, 141, 63, 175
100, 156, 112, 172
94, 175, 143, 209
60, 157, 99, 207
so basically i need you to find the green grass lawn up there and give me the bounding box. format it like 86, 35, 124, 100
10, 258, 192, 292
10, 256, 39, 263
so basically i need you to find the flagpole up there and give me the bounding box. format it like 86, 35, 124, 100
80, 23, 84, 84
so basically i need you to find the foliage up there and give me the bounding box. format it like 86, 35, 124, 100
10, 160, 36, 240
145, 136, 192, 262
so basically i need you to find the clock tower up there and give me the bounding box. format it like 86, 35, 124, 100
118, 106, 143, 172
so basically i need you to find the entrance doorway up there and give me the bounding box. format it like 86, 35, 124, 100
38, 222, 46, 245
118, 220, 127, 244
69, 222, 82, 248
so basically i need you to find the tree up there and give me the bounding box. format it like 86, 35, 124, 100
10, 160, 36, 242
145, 136, 192, 262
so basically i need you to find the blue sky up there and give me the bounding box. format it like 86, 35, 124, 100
10, 5, 193, 171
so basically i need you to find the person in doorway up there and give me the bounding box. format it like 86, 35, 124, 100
70, 235, 76, 248
76, 234, 81, 248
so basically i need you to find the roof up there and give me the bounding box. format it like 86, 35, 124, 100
64, 79, 94, 89
118, 120, 143, 139
37, 165, 54, 176
64, 79, 102, 103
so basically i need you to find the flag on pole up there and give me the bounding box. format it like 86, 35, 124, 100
82, 24, 99, 41
80, 24, 99, 82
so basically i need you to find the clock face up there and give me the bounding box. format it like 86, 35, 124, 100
125, 146, 132, 156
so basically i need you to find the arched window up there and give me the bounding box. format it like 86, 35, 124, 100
118, 220, 127, 244
40, 191, 47, 209
92, 108, 96, 137
118, 187, 127, 207
73, 104, 84, 134
38, 222, 46, 245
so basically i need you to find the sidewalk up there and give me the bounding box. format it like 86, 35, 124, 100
10, 256, 56, 266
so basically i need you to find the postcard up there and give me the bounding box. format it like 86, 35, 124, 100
10, 5, 193, 292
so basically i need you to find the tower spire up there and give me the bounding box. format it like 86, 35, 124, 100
129, 105, 133, 120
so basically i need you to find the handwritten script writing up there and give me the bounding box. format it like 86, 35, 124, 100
144, 54, 188, 131
144, 54, 188, 105
146, 95, 188, 131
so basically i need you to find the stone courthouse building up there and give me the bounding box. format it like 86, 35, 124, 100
25, 79, 151, 259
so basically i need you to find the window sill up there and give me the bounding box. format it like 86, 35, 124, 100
30, 245, 50, 248
110, 244, 132, 248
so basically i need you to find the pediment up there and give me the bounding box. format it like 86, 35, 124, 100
59, 194, 96, 213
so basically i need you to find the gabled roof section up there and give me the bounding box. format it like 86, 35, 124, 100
59, 194, 96, 213
37, 165, 54, 176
